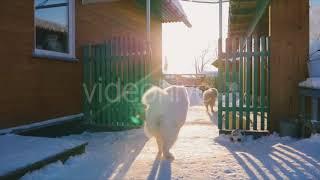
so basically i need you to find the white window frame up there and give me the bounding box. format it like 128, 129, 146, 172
34, 0, 76, 60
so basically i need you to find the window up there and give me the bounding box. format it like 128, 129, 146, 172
34, 0, 75, 59
310, 0, 320, 60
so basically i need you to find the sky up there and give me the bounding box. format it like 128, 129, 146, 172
162, 1, 229, 74
35, 0, 68, 26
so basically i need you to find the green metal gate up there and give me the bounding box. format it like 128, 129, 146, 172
218, 36, 270, 132
82, 37, 151, 129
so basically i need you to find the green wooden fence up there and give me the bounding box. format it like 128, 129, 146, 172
218, 36, 270, 132
82, 37, 152, 129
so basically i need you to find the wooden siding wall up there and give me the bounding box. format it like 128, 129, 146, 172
0, 0, 162, 129
269, 0, 309, 131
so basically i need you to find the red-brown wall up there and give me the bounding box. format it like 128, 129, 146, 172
0, 0, 162, 129
269, 0, 309, 131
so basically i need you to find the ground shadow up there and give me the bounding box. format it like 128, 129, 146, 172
214, 136, 320, 179
104, 131, 149, 179
147, 159, 172, 180
157, 160, 172, 180
147, 159, 161, 180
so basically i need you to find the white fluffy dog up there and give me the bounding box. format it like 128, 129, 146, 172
142, 85, 189, 160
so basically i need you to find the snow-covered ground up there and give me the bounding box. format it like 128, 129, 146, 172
299, 77, 320, 89
21, 106, 320, 180
0, 135, 85, 176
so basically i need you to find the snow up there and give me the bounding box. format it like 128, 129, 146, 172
199, 69, 218, 77
186, 87, 203, 106
0, 134, 86, 176
0, 113, 83, 135
21, 130, 148, 180
299, 77, 320, 89
19, 106, 320, 180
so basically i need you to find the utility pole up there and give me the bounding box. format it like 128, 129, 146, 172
146, 0, 151, 52
218, 0, 223, 58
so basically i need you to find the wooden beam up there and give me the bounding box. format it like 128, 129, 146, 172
230, 0, 257, 8
230, 8, 256, 16
229, 23, 250, 31
229, 14, 255, 22
246, 0, 271, 37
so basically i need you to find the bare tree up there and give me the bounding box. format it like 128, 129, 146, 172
194, 45, 216, 74
163, 56, 168, 73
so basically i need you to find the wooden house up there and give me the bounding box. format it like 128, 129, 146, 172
0, 0, 190, 132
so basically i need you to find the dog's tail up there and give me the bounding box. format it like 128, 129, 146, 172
142, 86, 167, 137
142, 86, 167, 107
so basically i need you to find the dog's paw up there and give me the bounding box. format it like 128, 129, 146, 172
163, 153, 175, 161
156, 152, 162, 159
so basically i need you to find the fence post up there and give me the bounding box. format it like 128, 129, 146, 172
245, 37, 252, 130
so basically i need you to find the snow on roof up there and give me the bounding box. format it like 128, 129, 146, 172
35, 18, 68, 33
162, 0, 192, 27
299, 78, 320, 89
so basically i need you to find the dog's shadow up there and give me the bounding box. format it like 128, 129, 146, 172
147, 159, 172, 180
207, 110, 218, 125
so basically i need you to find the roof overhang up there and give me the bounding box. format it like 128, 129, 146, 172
81, 0, 120, 4
82, 0, 191, 27
136, 0, 192, 28
162, 0, 192, 27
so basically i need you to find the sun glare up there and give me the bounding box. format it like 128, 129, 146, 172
162, 1, 229, 74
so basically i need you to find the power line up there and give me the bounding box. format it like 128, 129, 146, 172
180, 0, 229, 4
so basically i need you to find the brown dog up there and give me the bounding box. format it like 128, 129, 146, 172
203, 88, 218, 112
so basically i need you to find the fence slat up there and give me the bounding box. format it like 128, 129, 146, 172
111, 37, 116, 126
217, 47, 223, 129
101, 44, 106, 125
267, 37, 271, 130
232, 38, 237, 129
253, 37, 259, 130
239, 38, 244, 129
225, 38, 230, 130
260, 36, 266, 130
83, 45, 90, 123
116, 37, 121, 127
123, 37, 129, 127
119, 37, 124, 127
245, 38, 252, 130
106, 41, 112, 127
